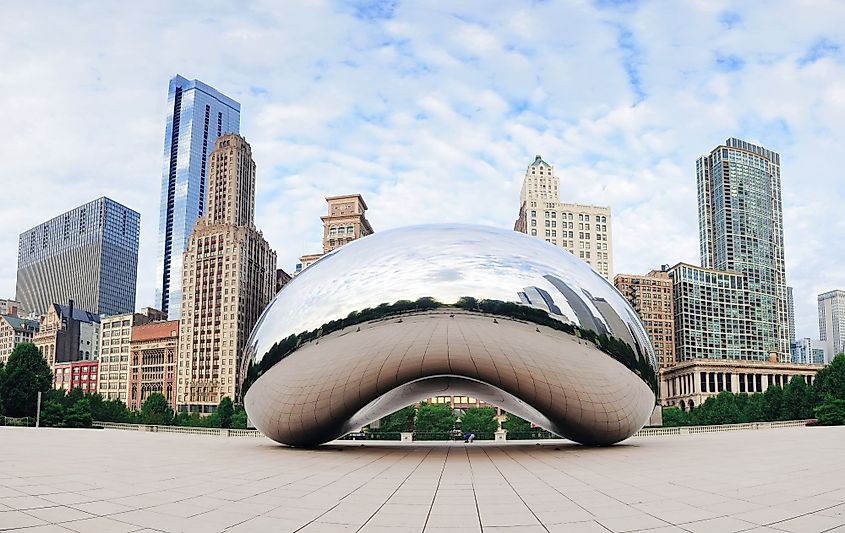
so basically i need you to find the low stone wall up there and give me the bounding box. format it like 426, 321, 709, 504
94, 419, 812, 439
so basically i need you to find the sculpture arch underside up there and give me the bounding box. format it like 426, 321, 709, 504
244, 311, 655, 447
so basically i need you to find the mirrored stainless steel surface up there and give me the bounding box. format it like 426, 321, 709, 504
243, 224, 657, 446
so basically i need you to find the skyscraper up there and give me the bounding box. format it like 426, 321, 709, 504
177, 134, 276, 413
787, 286, 796, 343
818, 289, 845, 357
514, 155, 613, 279
16, 197, 140, 317
696, 138, 789, 361
156, 75, 240, 319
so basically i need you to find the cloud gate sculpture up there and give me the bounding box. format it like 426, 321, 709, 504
242, 224, 657, 447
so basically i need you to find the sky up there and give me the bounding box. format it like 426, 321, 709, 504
0, 0, 843, 340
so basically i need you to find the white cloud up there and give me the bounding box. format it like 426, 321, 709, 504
0, 0, 842, 341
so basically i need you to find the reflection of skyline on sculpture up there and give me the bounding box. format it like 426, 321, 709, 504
247, 224, 656, 371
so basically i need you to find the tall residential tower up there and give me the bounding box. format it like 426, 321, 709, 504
177, 134, 276, 413
155, 75, 240, 319
695, 138, 789, 361
514, 156, 613, 279
818, 290, 845, 357
15, 197, 140, 317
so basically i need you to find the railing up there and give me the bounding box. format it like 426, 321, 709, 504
634, 419, 810, 437
0, 416, 34, 427
506, 430, 557, 440
88, 419, 813, 440
338, 431, 402, 441
93, 421, 263, 437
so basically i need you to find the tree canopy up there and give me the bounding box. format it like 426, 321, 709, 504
140, 393, 173, 425
0, 343, 51, 418
460, 407, 499, 434
415, 402, 455, 434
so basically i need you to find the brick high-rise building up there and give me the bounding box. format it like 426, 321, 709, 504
177, 134, 276, 413
614, 266, 676, 369
130, 320, 179, 411
296, 194, 374, 273
514, 155, 613, 279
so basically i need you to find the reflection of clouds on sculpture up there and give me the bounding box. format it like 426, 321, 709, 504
242, 224, 658, 447
246, 224, 653, 367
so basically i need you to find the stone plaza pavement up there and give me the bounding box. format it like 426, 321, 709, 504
1, 427, 844, 533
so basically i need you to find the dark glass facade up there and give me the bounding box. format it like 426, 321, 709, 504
15, 197, 140, 317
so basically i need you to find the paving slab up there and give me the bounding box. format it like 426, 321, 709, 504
1, 426, 844, 532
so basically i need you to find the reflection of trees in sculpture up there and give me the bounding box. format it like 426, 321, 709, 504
242, 295, 657, 399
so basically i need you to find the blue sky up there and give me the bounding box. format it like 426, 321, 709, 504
0, 1, 843, 340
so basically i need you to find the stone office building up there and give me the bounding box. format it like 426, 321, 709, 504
661, 358, 823, 411
130, 320, 179, 411
296, 194, 374, 274
514, 155, 613, 280
177, 134, 277, 413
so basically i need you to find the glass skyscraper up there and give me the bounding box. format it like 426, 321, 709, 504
15, 197, 140, 317
696, 138, 789, 361
155, 75, 240, 319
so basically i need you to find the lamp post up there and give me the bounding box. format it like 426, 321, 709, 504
35, 391, 42, 428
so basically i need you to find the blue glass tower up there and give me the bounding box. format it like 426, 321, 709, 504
155, 75, 240, 319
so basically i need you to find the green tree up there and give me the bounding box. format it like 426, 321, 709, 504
742, 393, 766, 422
140, 393, 173, 425
375, 405, 416, 433
65, 387, 84, 408
763, 385, 785, 421
64, 398, 92, 428
814, 398, 845, 425
39, 399, 65, 427
815, 353, 845, 400
782, 375, 813, 420
217, 397, 234, 428
95, 398, 131, 423
0, 343, 52, 418
501, 412, 533, 433
230, 406, 248, 429
414, 402, 455, 434
661, 407, 690, 427
460, 407, 498, 434
174, 411, 208, 427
